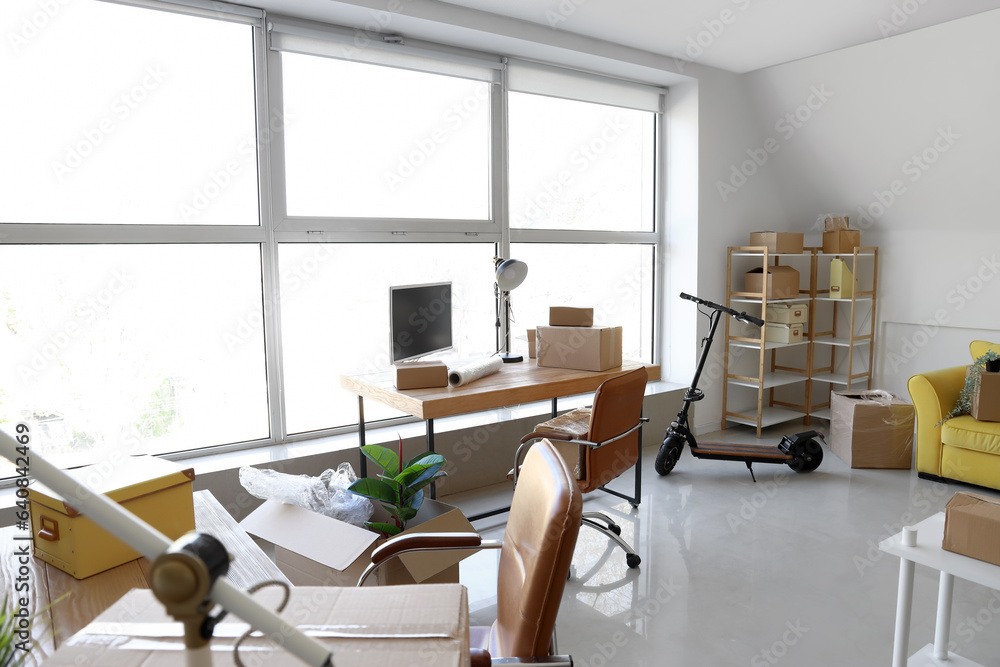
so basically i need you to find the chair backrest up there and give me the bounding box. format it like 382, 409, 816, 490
971, 340, 999, 360
495, 439, 583, 659
581, 366, 648, 493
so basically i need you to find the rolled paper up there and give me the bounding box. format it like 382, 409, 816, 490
448, 357, 504, 387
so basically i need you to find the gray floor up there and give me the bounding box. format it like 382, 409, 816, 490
450, 422, 1000, 667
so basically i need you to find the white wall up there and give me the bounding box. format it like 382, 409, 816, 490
739, 10, 1000, 394
692, 10, 1000, 433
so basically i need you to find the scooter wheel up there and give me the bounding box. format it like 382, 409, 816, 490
654, 435, 684, 476
787, 438, 824, 473
626, 553, 641, 569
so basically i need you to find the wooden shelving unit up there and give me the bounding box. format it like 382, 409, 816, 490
721, 245, 878, 437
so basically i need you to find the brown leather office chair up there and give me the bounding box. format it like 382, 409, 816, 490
358, 439, 582, 666
516, 366, 648, 569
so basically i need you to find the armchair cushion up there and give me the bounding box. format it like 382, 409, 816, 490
942, 417, 1000, 454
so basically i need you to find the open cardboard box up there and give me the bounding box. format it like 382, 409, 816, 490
242, 497, 478, 587
42, 586, 469, 667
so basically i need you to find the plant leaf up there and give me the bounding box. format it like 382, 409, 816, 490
402, 465, 448, 492
366, 521, 402, 537
348, 477, 401, 505
406, 488, 425, 514
384, 505, 418, 525
394, 459, 444, 487
360, 445, 400, 477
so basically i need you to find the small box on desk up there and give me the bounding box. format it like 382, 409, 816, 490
830, 391, 914, 469
536, 325, 623, 372
241, 497, 477, 587
549, 306, 594, 327
943, 492, 1000, 566
28, 456, 195, 579
394, 360, 448, 390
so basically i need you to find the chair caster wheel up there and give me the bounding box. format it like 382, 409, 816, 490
626, 554, 641, 569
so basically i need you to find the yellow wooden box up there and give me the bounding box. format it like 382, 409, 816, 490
28, 455, 195, 579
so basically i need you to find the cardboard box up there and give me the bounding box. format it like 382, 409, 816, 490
527, 328, 537, 358
764, 322, 803, 344
535, 325, 623, 372
745, 265, 800, 299
823, 215, 850, 231
41, 586, 469, 667
823, 229, 861, 254
943, 493, 1000, 566
830, 258, 854, 299
394, 360, 449, 390
549, 306, 594, 327
830, 391, 915, 469
765, 302, 809, 324
241, 497, 477, 587
28, 456, 195, 579
749, 231, 804, 254
970, 368, 1000, 422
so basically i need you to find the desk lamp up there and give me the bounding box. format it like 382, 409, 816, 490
495, 257, 528, 363
0, 428, 333, 667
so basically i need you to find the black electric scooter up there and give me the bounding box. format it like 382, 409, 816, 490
654, 292, 825, 481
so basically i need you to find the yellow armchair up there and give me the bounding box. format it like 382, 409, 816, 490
908, 340, 1000, 489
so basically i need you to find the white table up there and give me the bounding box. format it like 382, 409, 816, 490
879, 512, 1000, 666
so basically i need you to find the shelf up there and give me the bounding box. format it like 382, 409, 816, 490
729, 339, 810, 351
725, 406, 807, 428
810, 408, 831, 420
810, 372, 870, 386
727, 371, 807, 389
813, 336, 871, 347
730, 296, 809, 304
905, 645, 983, 666
814, 294, 873, 302
730, 251, 812, 258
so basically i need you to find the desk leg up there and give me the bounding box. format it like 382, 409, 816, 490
892, 556, 915, 667
633, 418, 642, 507
427, 418, 436, 500
357, 396, 367, 478
933, 571, 954, 660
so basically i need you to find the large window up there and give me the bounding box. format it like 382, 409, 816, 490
0, 0, 663, 473
0, 0, 259, 225
281, 54, 491, 220
508, 94, 656, 232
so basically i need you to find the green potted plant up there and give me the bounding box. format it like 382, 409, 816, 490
347, 436, 447, 537
940, 350, 1000, 423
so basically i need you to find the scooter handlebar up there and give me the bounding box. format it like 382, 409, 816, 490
679, 292, 764, 327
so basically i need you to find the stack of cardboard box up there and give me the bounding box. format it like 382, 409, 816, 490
534, 307, 623, 372
822, 215, 861, 299
763, 301, 808, 344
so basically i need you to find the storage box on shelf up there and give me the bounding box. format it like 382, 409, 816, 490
722, 245, 879, 436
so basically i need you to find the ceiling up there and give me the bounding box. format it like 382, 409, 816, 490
243, 0, 998, 74
435, 0, 999, 72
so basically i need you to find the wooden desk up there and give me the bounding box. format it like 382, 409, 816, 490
1, 490, 288, 665
342, 360, 660, 505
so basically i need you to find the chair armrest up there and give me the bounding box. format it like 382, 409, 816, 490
520, 430, 573, 444
908, 365, 967, 476
358, 533, 501, 586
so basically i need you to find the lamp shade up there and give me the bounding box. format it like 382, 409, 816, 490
496, 259, 528, 291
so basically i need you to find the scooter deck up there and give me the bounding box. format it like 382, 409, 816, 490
690, 441, 792, 464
